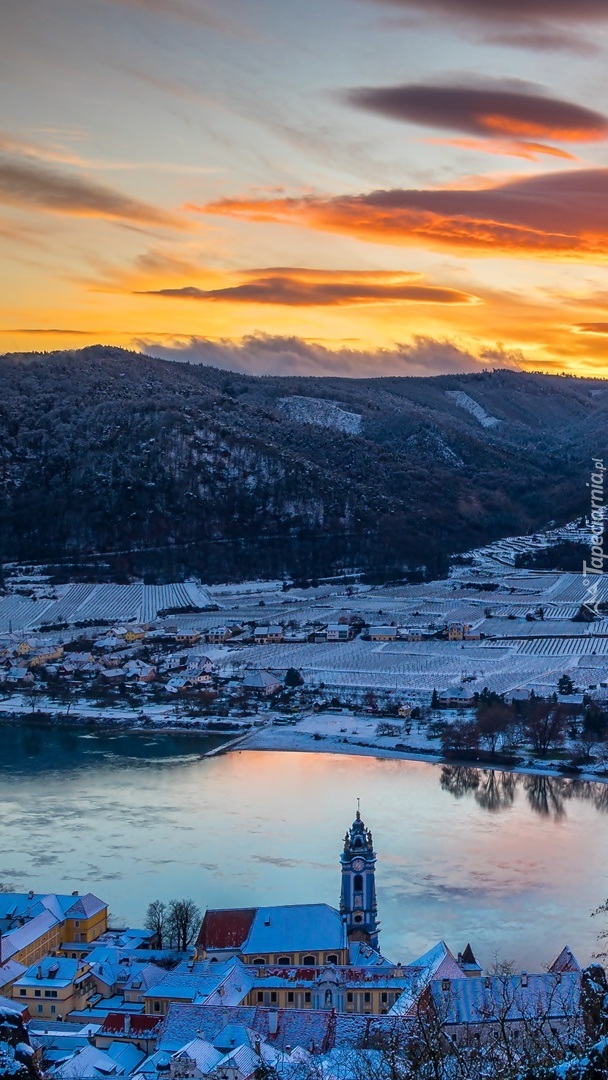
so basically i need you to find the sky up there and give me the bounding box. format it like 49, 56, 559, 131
1, 0, 608, 377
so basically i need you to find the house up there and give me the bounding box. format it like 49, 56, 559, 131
424, 970, 580, 1041
242, 671, 283, 696
1, 666, 34, 686
12, 957, 96, 1020
253, 626, 284, 645
46, 1041, 145, 1078
175, 630, 201, 647
436, 687, 475, 707
205, 627, 232, 645
0, 891, 108, 969
447, 622, 472, 642
29, 645, 64, 668
123, 660, 156, 684
368, 626, 398, 642
95, 1013, 164, 1056
143, 960, 254, 1017
124, 627, 147, 643
326, 624, 352, 643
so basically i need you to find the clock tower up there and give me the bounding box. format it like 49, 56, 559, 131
339, 806, 379, 949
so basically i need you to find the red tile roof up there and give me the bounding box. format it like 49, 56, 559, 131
197, 909, 256, 952
99, 1013, 164, 1037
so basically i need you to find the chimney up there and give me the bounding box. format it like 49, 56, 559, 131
521, 972, 528, 988
36, 966, 43, 980
72, 890, 79, 896
268, 1010, 278, 1036
125, 1016, 131, 1036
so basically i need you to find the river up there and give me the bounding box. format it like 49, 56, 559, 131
1, 725, 607, 971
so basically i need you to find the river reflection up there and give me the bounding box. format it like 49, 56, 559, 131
1, 728, 608, 972
440, 765, 608, 818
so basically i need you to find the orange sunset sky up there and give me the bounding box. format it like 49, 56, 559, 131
2, 0, 608, 376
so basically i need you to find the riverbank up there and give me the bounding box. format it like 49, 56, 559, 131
2, 695, 608, 786
217, 720, 608, 785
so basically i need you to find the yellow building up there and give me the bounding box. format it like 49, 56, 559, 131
12, 957, 95, 1020
0, 891, 108, 971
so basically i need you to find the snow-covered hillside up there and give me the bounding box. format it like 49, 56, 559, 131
277, 396, 362, 435
446, 390, 501, 428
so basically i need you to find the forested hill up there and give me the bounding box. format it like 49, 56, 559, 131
0, 346, 602, 581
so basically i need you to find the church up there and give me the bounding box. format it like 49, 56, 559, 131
197, 807, 381, 968
195, 807, 477, 1015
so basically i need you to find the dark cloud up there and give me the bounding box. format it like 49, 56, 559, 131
134, 332, 523, 378
138, 267, 479, 307
0, 154, 183, 228
205, 169, 608, 259
0, 328, 93, 335
574, 324, 608, 335
346, 82, 608, 143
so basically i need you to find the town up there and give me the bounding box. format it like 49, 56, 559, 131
1, 522, 608, 778
0, 807, 598, 1080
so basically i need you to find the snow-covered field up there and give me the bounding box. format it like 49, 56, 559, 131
0, 581, 212, 632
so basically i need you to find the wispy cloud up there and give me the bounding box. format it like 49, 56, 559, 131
203, 169, 608, 260
134, 331, 522, 377
0, 132, 218, 175
138, 266, 480, 306
361, 0, 608, 52
105, 0, 249, 38
0, 153, 186, 229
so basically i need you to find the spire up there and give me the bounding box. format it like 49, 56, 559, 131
339, 806, 379, 950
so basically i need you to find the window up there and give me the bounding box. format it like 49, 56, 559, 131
354, 915, 363, 924
74, 921, 80, 928
37, 1005, 43, 1013
364, 992, 371, 1003
326, 955, 338, 965
257, 992, 264, 1003
287, 992, 294, 1003
252, 958, 265, 966
34, 990, 41, 998
303, 955, 315, 966
153, 1002, 161, 1013
305, 992, 311, 1003
353, 875, 363, 892
347, 993, 353, 1003
50, 1006, 56, 1015
19, 989, 26, 997
270, 992, 277, 1003
44, 990, 58, 998
277, 956, 290, 966
381, 993, 388, 1003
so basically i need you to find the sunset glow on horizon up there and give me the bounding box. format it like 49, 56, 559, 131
2, 0, 608, 376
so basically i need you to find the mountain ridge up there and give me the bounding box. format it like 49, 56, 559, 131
0, 345, 600, 581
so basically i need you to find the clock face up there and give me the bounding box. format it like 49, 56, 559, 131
352, 857, 365, 872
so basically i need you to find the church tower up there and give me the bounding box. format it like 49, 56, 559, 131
339, 806, 379, 950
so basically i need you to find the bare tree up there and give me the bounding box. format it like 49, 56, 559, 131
144, 899, 168, 949
167, 898, 202, 952
523, 702, 567, 756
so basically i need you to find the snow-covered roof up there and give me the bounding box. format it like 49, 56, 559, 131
429, 971, 580, 1026
244, 904, 345, 955
16, 957, 81, 988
